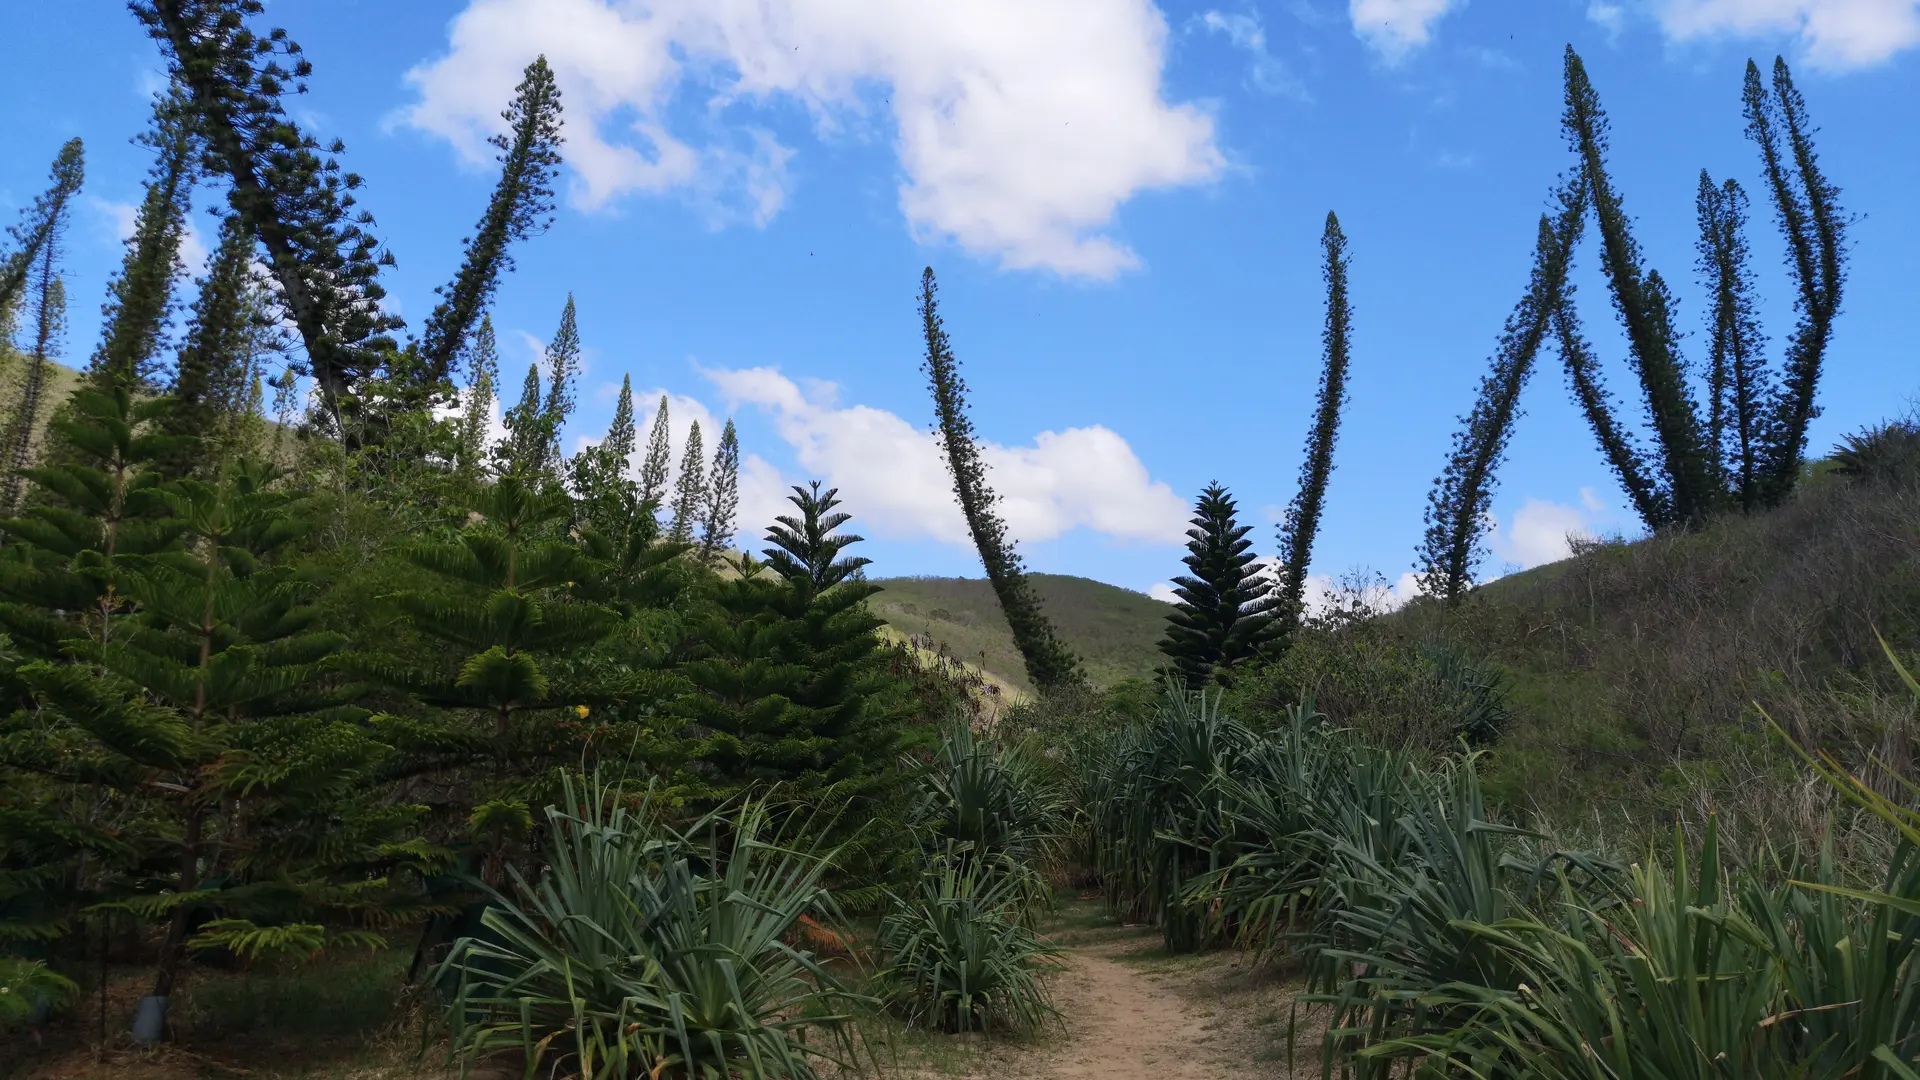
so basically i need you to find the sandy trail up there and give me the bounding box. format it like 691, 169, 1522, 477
912, 925, 1313, 1080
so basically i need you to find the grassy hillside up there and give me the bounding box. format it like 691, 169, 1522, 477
870, 573, 1171, 694
1389, 449, 1920, 826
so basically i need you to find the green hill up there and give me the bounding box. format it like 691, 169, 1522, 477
870, 573, 1172, 694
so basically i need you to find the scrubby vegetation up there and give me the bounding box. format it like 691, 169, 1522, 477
1, 4, 1914, 1079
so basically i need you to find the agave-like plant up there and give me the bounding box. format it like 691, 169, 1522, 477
436, 772, 862, 1080
873, 851, 1061, 1034
912, 720, 1065, 870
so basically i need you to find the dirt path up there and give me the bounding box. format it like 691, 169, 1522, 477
899, 912, 1321, 1080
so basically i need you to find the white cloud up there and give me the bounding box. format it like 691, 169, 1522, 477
1587, 1, 1627, 38
402, 0, 1223, 277
1348, 0, 1464, 61
1198, 11, 1308, 98
1148, 581, 1180, 604
1487, 488, 1618, 571
1651, 0, 1920, 68
700, 365, 1188, 547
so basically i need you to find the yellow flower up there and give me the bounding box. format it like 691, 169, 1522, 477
574, 705, 590, 719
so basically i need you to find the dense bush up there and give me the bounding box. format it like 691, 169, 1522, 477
436, 773, 860, 1080
873, 853, 1060, 1034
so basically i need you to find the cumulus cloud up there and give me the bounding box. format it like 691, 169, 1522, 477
699, 365, 1188, 547
1197, 11, 1308, 98
401, 0, 1223, 277
1650, 0, 1920, 68
1348, 0, 1464, 61
1486, 488, 1620, 572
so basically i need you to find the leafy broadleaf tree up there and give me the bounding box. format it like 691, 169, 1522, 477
668, 420, 704, 544
413, 56, 563, 393
917, 268, 1079, 692
88, 88, 196, 393
699, 417, 741, 565
1158, 484, 1282, 689
1273, 212, 1353, 636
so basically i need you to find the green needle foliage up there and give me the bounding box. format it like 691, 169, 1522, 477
414, 56, 563, 392
917, 268, 1080, 693
638, 393, 673, 510
3, 273, 67, 511
138, 0, 402, 432
667, 419, 704, 544
1274, 212, 1354, 635
539, 293, 580, 469
1423, 49, 1849, 598
1158, 483, 1282, 689
164, 214, 264, 474
455, 314, 499, 477
1417, 184, 1584, 604
0, 138, 85, 316
570, 373, 642, 543
699, 417, 741, 566
87, 87, 195, 393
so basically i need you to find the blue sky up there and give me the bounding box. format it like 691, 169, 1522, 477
3, 0, 1916, 600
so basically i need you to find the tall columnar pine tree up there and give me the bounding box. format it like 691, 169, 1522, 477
917, 268, 1080, 692
163, 214, 258, 473
1418, 49, 1844, 602
1273, 212, 1353, 636
668, 420, 705, 544
638, 394, 673, 518
456, 315, 500, 476
1158, 484, 1283, 689
569, 374, 642, 544
699, 418, 741, 565
500, 364, 545, 478
0, 139, 85, 316
137, 1, 402, 434
413, 56, 563, 393
1, 141, 85, 510
88, 87, 197, 394
538, 293, 580, 469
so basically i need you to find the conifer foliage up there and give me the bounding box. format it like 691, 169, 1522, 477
700, 417, 741, 564
668, 420, 705, 544
1274, 212, 1353, 635
0, 139, 85, 316
1419, 49, 1846, 602
88, 88, 196, 393
414, 56, 563, 390
918, 268, 1080, 693
1159, 483, 1282, 688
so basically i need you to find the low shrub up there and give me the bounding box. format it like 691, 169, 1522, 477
436, 772, 860, 1080
873, 854, 1060, 1034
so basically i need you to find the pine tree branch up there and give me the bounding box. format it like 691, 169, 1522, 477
1275, 212, 1352, 635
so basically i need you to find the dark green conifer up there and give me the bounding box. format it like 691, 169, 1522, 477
163, 214, 256, 472
568, 374, 640, 543
1417, 185, 1584, 604
700, 418, 741, 565
537, 294, 580, 470
1159, 483, 1281, 688
501, 363, 545, 477
1696, 171, 1769, 506
88, 88, 196, 393
917, 268, 1079, 692
0, 139, 85, 316
637, 393, 672, 512
137, 0, 402, 430
668, 420, 704, 544
415, 56, 563, 389
4, 270, 68, 511
456, 315, 500, 476
1274, 213, 1353, 634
